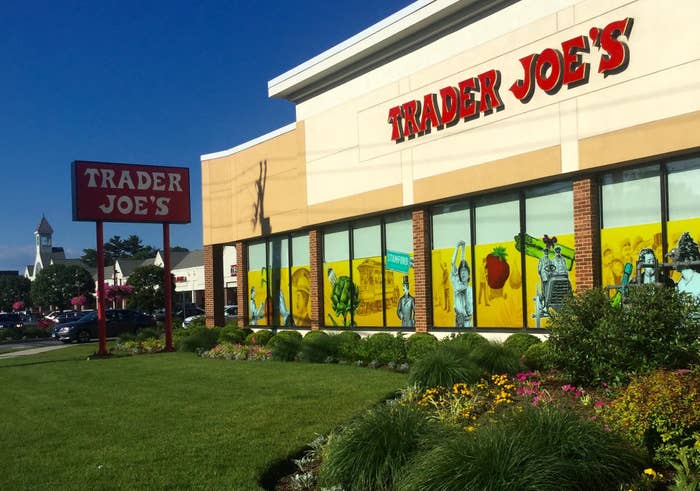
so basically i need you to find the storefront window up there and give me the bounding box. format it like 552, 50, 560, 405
431, 202, 471, 328
601, 166, 661, 289
384, 213, 414, 328
268, 237, 290, 327
524, 183, 574, 327
323, 226, 354, 327
352, 220, 383, 327
667, 156, 700, 290
247, 242, 268, 326
290, 233, 311, 327
474, 195, 522, 327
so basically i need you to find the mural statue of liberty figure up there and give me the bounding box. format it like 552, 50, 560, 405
671, 232, 700, 301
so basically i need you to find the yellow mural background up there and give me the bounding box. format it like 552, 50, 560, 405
474, 241, 522, 328
247, 268, 269, 326
431, 247, 472, 328
291, 265, 312, 327
524, 233, 576, 328
352, 256, 384, 327
323, 260, 351, 327
600, 222, 661, 289
270, 267, 291, 326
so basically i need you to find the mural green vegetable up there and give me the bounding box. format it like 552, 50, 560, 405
327, 268, 360, 327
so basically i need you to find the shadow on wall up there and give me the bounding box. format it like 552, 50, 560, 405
252, 160, 271, 237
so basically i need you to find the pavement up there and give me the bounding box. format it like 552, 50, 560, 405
0, 339, 73, 359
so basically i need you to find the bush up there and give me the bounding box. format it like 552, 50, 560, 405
522, 340, 555, 371
177, 326, 220, 353
335, 331, 361, 361
468, 341, 521, 375
399, 404, 646, 491
245, 329, 273, 346
117, 332, 136, 343
301, 331, 340, 363
319, 403, 440, 491
408, 345, 482, 388
135, 327, 160, 341
186, 316, 206, 329
604, 369, 700, 468
442, 332, 489, 354
548, 285, 700, 385
217, 326, 246, 345
406, 333, 438, 363
21, 326, 51, 339
503, 332, 541, 356
359, 332, 406, 364
267, 331, 303, 361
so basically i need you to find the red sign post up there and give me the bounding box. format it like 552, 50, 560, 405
72, 161, 191, 356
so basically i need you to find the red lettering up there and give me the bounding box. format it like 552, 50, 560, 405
509, 54, 538, 103
419, 93, 440, 133
458, 78, 479, 120
598, 17, 633, 76
478, 69, 504, 113
561, 35, 590, 87
535, 48, 563, 94
388, 106, 403, 141
439, 86, 459, 126
402, 100, 420, 137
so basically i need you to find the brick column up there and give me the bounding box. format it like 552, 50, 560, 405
573, 177, 601, 291
204, 244, 225, 327
412, 209, 432, 332
236, 242, 248, 327
309, 229, 323, 331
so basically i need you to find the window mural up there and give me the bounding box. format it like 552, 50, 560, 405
431, 203, 472, 328
268, 236, 291, 327
474, 196, 522, 327
323, 226, 357, 327
290, 233, 311, 327
523, 183, 575, 328
601, 166, 661, 293
385, 213, 414, 328
247, 242, 268, 326
352, 220, 383, 327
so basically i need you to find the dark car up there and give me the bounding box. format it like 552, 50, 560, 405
0, 313, 24, 330
53, 309, 156, 343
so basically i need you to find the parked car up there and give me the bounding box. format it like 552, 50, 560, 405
53, 309, 156, 343
182, 305, 238, 328
0, 313, 24, 330
54, 310, 91, 324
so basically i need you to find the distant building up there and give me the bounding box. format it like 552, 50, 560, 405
25, 216, 68, 281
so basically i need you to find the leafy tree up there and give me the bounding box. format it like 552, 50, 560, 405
0, 275, 31, 312
31, 264, 94, 310
81, 235, 187, 267
126, 265, 175, 313
80, 248, 98, 268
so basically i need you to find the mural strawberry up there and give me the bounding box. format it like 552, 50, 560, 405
486, 246, 510, 289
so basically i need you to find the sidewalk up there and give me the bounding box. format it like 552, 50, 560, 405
0, 340, 73, 359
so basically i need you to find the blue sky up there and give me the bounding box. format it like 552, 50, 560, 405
0, 0, 412, 272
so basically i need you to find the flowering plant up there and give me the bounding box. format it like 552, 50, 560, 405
70, 295, 87, 306
12, 301, 25, 311
105, 284, 134, 302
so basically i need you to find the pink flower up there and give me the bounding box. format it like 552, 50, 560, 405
561, 384, 575, 393
12, 301, 25, 311
594, 400, 605, 408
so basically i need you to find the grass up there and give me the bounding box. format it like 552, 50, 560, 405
0, 344, 406, 490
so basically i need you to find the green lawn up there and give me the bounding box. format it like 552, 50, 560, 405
0, 344, 406, 490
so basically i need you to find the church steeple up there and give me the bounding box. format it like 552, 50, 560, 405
34, 215, 53, 252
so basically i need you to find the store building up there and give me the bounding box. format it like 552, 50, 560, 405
201, 0, 700, 333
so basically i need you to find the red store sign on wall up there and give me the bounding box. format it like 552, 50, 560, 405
72, 161, 191, 224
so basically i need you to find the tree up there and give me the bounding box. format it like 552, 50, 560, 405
80, 235, 187, 267
126, 265, 175, 313
31, 264, 94, 310
0, 275, 31, 312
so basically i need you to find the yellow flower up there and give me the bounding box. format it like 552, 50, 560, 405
643, 468, 657, 478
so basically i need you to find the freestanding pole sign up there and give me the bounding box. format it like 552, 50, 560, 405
72, 161, 191, 356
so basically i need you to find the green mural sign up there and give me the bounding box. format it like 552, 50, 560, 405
386, 250, 411, 273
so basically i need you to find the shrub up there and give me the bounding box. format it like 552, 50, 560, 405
408, 345, 482, 389
503, 332, 541, 356
548, 285, 700, 385
117, 332, 136, 343
335, 331, 361, 361
21, 326, 51, 339
301, 331, 340, 363
245, 329, 273, 346
442, 332, 489, 354
522, 340, 555, 371
135, 327, 160, 341
267, 331, 303, 361
399, 405, 646, 491
186, 316, 206, 329
406, 333, 438, 363
604, 369, 700, 468
218, 326, 246, 345
319, 403, 440, 491
177, 326, 220, 353
468, 341, 521, 375
359, 332, 406, 364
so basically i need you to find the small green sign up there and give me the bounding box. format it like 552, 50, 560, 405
386, 250, 411, 273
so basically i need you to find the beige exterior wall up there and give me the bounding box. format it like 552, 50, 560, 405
202, 0, 700, 244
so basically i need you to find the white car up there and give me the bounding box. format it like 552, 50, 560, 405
182, 305, 238, 328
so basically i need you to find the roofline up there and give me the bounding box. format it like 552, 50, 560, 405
200, 122, 297, 161
267, 0, 515, 103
